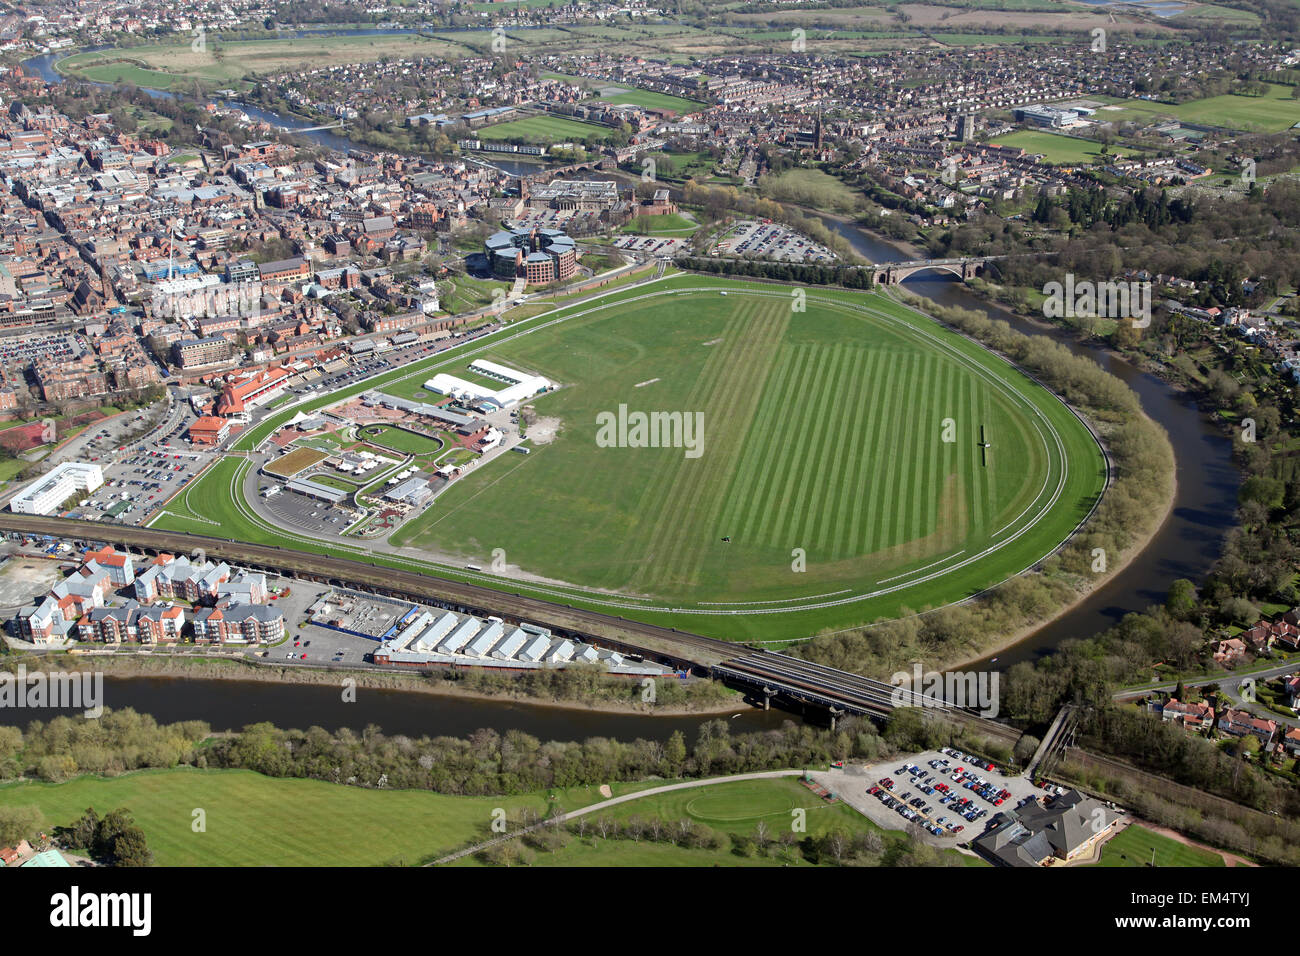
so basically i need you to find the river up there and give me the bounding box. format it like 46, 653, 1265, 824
11, 47, 1240, 734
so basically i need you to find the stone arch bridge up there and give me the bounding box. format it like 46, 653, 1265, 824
873, 256, 1005, 286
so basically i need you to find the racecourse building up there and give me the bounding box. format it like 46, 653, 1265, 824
485, 227, 577, 286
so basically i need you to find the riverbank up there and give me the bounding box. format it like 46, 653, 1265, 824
940, 474, 1178, 673
12, 650, 754, 718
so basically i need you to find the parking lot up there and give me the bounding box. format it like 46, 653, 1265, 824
0, 330, 83, 367
715, 219, 835, 263
611, 235, 686, 257
69, 446, 211, 526
259, 475, 362, 536
817, 747, 1043, 846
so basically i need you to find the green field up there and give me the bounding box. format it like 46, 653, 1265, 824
305, 474, 360, 493
1096, 84, 1300, 133
456, 777, 981, 867
594, 88, 707, 113
988, 130, 1138, 166
58, 34, 470, 92
478, 115, 613, 144
154, 275, 1104, 642
358, 424, 444, 457
0, 767, 616, 866
1091, 823, 1227, 868
759, 167, 865, 215
622, 212, 699, 236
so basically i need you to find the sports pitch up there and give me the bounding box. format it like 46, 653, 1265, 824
391, 277, 1107, 634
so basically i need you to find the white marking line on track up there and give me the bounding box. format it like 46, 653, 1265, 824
700, 589, 851, 606
878, 551, 966, 585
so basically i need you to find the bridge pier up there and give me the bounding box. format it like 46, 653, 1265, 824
762, 686, 776, 711
829, 705, 844, 731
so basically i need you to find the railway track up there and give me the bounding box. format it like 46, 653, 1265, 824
0, 516, 1017, 741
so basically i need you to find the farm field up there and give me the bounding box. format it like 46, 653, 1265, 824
477, 114, 613, 144
58, 34, 470, 91
1091, 823, 1227, 867
0, 767, 618, 867
391, 275, 1106, 635
1095, 84, 1300, 132
988, 130, 1139, 165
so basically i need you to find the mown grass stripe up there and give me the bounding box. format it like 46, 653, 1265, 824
871, 352, 916, 553
718, 339, 798, 536
823, 345, 875, 560
762, 342, 840, 548
735, 344, 815, 545
643, 298, 788, 590
780, 343, 850, 552
851, 342, 901, 557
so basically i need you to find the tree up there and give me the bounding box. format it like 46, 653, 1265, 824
1166, 579, 1199, 620
66, 808, 100, 851
663, 730, 686, 774
112, 826, 153, 867
0, 805, 43, 847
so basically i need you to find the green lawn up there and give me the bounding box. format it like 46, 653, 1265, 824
357, 424, 443, 457
305, 474, 361, 493
0, 767, 618, 867
478, 115, 613, 144
1091, 823, 1227, 868
456, 777, 981, 867
988, 130, 1137, 166
0, 457, 30, 483
593, 89, 706, 113
622, 212, 699, 236
1096, 84, 1300, 133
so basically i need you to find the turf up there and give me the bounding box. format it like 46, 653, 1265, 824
988, 130, 1138, 165
455, 777, 981, 867
621, 213, 699, 236
1095, 84, 1300, 133
358, 424, 444, 457
1091, 823, 1226, 868
594, 89, 706, 113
